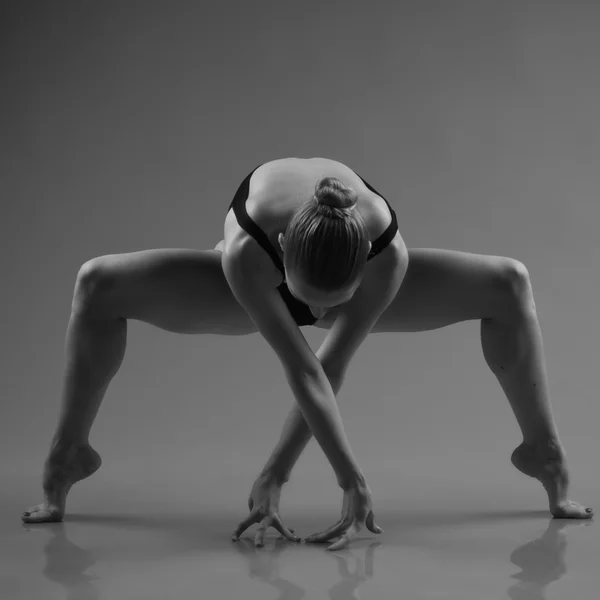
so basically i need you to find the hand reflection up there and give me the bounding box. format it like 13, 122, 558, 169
232, 535, 381, 600
21, 511, 589, 600
327, 542, 381, 600
232, 536, 306, 600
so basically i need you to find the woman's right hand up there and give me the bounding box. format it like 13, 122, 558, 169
232, 472, 301, 547
305, 481, 383, 551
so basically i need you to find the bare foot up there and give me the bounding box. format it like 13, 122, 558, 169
511, 440, 594, 519
21, 442, 102, 523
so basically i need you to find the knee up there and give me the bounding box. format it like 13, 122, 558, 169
497, 258, 535, 310
73, 257, 116, 311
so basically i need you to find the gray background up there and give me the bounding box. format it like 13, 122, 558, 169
2, 3, 599, 592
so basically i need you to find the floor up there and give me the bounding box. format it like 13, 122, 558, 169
4, 447, 597, 600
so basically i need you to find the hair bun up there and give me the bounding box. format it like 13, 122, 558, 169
314, 177, 358, 210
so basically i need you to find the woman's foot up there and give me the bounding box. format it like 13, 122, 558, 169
21, 441, 102, 523
511, 439, 594, 519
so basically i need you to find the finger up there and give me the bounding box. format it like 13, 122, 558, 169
254, 516, 271, 547
278, 527, 296, 536
327, 523, 360, 551
305, 520, 344, 543
232, 509, 260, 541
305, 520, 348, 544
279, 527, 296, 536
271, 514, 301, 542
365, 511, 383, 534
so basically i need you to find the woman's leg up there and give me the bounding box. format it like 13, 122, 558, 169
316, 247, 593, 519
22, 247, 257, 523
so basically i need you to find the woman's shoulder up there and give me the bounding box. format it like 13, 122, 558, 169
222, 209, 283, 289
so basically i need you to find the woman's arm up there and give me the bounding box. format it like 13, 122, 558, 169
257, 243, 409, 486
225, 239, 406, 548
285, 365, 363, 489
222, 244, 364, 489
259, 370, 343, 485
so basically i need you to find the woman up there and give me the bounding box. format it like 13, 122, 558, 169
22, 157, 593, 551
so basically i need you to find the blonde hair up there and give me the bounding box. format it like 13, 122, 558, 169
281, 177, 370, 292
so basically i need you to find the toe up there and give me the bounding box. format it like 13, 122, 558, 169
22, 510, 43, 523
552, 501, 594, 519
21, 504, 63, 523
21, 506, 39, 521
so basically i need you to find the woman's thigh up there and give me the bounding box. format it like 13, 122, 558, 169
314, 248, 524, 333
78, 245, 258, 336
80, 245, 522, 337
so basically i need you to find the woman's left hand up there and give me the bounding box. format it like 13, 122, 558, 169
232, 472, 301, 547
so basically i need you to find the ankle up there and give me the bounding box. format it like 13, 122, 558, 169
524, 436, 565, 459
48, 436, 88, 462
51, 434, 88, 450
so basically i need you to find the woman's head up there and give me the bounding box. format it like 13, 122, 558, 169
278, 176, 371, 308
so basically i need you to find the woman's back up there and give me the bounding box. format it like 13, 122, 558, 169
222, 157, 397, 293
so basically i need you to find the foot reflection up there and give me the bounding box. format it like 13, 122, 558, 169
21, 511, 590, 600
21, 523, 99, 600
507, 518, 591, 600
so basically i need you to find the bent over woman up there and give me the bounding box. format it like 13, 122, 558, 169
22, 157, 593, 551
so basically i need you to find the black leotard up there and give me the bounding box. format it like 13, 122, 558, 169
228, 163, 399, 326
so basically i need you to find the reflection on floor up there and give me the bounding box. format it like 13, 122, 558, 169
6, 445, 597, 599
6, 499, 596, 600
